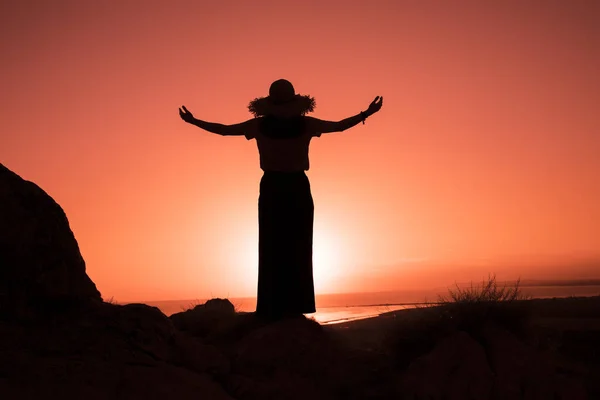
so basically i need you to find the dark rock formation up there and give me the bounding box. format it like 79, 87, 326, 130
225, 316, 348, 400
0, 164, 233, 399
392, 324, 589, 400
398, 331, 494, 399
482, 322, 588, 400
0, 163, 101, 319
0, 302, 232, 399
170, 297, 237, 337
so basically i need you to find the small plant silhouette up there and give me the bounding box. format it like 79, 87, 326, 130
438, 274, 529, 304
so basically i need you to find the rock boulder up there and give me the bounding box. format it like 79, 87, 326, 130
0, 164, 101, 318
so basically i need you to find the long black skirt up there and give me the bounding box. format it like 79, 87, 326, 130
256, 171, 316, 318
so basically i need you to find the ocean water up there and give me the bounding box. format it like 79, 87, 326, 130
141, 284, 600, 325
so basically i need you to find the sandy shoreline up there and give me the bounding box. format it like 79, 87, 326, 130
325, 295, 600, 350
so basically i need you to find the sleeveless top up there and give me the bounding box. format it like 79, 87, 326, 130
245, 116, 321, 172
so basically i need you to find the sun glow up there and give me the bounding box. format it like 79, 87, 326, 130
312, 229, 344, 294
222, 217, 345, 296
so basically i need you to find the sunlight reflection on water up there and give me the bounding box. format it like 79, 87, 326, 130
311, 305, 412, 325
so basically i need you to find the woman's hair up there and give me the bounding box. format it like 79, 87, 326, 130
248, 96, 315, 118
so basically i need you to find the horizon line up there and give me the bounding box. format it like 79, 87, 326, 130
120, 277, 600, 304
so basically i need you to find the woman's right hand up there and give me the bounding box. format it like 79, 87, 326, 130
366, 96, 383, 116
179, 105, 196, 123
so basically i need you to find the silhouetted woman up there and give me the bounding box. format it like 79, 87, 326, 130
179, 79, 383, 319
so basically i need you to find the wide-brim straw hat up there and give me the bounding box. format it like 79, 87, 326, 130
248, 79, 315, 117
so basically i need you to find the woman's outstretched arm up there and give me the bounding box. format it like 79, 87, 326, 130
306, 96, 383, 134
178, 105, 258, 136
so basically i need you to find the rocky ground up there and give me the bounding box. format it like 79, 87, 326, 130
1, 162, 598, 399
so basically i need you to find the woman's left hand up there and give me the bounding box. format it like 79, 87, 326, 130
179, 105, 195, 123
366, 96, 383, 116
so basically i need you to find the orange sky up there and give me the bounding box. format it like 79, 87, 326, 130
2, 0, 599, 302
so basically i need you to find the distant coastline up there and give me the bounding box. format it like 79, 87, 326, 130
133, 279, 600, 323
133, 278, 600, 306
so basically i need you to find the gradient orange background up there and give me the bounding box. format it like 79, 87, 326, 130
2, 0, 599, 302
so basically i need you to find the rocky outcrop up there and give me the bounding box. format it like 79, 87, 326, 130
395, 324, 588, 400
225, 316, 349, 400
398, 331, 494, 399
170, 298, 237, 337
0, 164, 233, 399
0, 302, 232, 399
0, 163, 101, 318
482, 322, 588, 400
